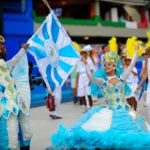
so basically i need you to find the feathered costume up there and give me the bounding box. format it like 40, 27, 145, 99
48, 37, 150, 150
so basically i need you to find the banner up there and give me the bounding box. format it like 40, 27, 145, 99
28, 11, 80, 92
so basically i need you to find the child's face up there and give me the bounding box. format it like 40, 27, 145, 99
125, 59, 131, 66
81, 52, 88, 59
143, 53, 148, 59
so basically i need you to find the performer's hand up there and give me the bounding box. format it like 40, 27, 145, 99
22, 44, 30, 51
136, 85, 141, 91
134, 42, 140, 51
81, 57, 88, 64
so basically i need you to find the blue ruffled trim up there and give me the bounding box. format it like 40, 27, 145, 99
50, 106, 150, 149
51, 125, 150, 149
0, 117, 9, 149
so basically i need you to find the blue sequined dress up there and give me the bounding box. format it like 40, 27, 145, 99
49, 52, 150, 150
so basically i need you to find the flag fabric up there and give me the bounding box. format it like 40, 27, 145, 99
27, 11, 80, 93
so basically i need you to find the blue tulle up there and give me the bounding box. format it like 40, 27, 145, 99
51, 126, 150, 150
0, 117, 9, 149
50, 106, 150, 149
90, 58, 132, 98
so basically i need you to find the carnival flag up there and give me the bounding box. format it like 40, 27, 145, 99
28, 11, 80, 93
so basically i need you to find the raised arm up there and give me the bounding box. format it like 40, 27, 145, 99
85, 64, 104, 85
81, 56, 104, 85
7, 44, 29, 68
121, 46, 138, 80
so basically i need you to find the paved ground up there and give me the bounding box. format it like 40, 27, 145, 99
30, 99, 149, 150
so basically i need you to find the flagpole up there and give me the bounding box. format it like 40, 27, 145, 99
42, 0, 51, 12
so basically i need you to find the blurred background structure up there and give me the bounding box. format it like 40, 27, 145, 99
2, 0, 150, 106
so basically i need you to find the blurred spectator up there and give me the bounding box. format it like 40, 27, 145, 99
89, 45, 100, 71
100, 44, 109, 66
120, 11, 133, 22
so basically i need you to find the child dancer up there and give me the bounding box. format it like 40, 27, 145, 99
125, 57, 138, 110
76, 46, 94, 111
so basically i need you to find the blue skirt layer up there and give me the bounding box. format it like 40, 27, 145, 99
50, 106, 150, 150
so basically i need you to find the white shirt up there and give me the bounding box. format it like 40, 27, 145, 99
77, 58, 93, 79
77, 57, 94, 89
126, 67, 138, 92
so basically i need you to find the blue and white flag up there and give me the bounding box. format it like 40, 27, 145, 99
28, 11, 80, 93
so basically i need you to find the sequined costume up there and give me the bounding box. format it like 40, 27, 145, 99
49, 48, 150, 150
0, 49, 32, 149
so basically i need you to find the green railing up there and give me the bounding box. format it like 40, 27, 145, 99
99, 16, 125, 27
33, 11, 125, 27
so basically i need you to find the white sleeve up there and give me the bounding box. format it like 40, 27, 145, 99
7, 48, 26, 68
87, 57, 94, 71
85, 64, 104, 85
120, 50, 138, 80
133, 67, 137, 73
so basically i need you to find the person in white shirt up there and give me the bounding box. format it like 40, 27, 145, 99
125, 57, 138, 110
76, 46, 94, 110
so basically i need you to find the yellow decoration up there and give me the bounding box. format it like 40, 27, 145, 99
103, 37, 118, 65
126, 36, 144, 59
145, 30, 150, 50
72, 41, 81, 52
0, 35, 5, 43
108, 37, 118, 53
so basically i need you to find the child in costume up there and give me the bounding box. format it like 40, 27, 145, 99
49, 38, 150, 150
125, 37, 139, 110
76, 46, 94, 110
125, 58, 138, 110
0, 35, 32, 150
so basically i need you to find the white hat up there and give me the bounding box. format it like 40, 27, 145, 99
82, 45, 93, 52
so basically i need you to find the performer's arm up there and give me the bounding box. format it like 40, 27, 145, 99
81, 57, 104, 84
136, 58, 148, 90
121, 46, 138, 80
7, 44, 29, 68
85, 64, 104, 84
131, 68, 137, 76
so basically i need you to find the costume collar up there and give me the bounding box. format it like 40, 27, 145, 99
107, 75, 117, 80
